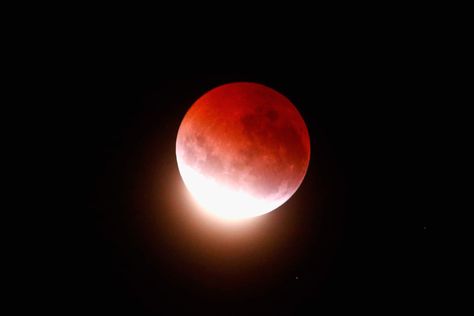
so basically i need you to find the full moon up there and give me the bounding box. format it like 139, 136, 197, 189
176, 82, 310, 221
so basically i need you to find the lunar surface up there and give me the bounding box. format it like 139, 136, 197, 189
176, 82, 310, 220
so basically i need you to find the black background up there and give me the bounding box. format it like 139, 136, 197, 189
45, 24, 438, 314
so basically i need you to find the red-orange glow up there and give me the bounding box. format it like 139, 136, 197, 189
176, 82, 310, 220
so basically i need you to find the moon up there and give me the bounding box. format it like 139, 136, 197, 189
176, 82, 310, 221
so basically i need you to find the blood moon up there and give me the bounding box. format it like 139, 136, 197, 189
176, 82, 310, 221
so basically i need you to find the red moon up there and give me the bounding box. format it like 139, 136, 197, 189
176, 82, 310, 220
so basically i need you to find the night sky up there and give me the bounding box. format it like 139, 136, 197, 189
53, 42, 433, 314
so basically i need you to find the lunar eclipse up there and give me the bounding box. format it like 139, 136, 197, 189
176, 82, 310, 220
58, 42, 418, 314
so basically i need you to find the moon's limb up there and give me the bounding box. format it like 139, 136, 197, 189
176, 82, 310, 220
